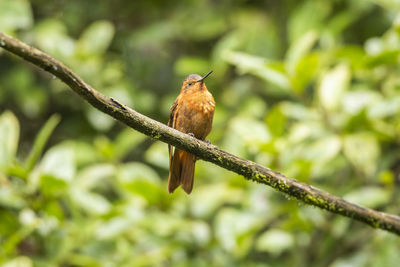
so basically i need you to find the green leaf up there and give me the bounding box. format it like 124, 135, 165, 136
190, 184, 244, 218
87, 107, 114, 132
0, 0, 33, 32
366, 50, 400, 67
287, 1, 330, 42
77, 20, 115, 56
344, 186, 391, 208
0, 111, 19, 170
367, 96, 400, 119
304, 135, 341, 161
40, 175, 68, 197
222, 116, 270, 156
0, 187, 26, 209
280, 102, 319, 121
286, 30, 318, 76
114, 128, 146, 160
96, 217, 137, 240
291, 52, 320, 93
3, 256, 33, 267
144, 142, 169, 169
342, 90, 381, 115
118, 162, 164, 203
265, 105, 286, 137
174, 57, 210, 77
343, 132, 380, 176
40, 144, 76, 183
25, 114, 61, 172
75, 164, 115, 189
318, 64, 351, 111
222, 50, 290, 90
215, 208, 264, 256
70, 188, 111, 215
256, 229, 294, 255
33, 19, 75, 58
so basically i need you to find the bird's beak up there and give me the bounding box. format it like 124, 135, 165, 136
197, 70, 213, 83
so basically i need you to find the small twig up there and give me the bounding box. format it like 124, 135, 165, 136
1, 32, 400, 235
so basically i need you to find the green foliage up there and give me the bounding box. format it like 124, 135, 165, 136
1, 0, 400, 266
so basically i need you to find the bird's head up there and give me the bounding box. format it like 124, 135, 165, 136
181, 70, 213, 93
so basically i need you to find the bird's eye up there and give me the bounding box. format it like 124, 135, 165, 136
188, 82, 192, 86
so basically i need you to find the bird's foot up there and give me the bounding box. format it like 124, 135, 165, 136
204, 139, 217, 148
188, 133, 195, 137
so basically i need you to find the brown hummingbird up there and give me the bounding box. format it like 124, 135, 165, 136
168, 70, 215, 194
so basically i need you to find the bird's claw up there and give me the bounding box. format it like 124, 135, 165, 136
204, 139, 217, 148
188, 133, 195, 137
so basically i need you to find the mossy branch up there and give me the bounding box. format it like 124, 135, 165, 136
1, 32, 400, 235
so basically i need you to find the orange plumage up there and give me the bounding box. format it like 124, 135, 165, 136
168, 71, 215, 194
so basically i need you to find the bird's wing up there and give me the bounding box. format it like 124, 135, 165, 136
168, 98, 179, 163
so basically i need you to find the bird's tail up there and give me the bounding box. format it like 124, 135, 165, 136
168, 149, 195, 194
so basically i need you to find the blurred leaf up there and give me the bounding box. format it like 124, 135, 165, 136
70, 188, 111, 215
265, 105, 286, 137
25, 114, 61, 172
130, 21, 177, 49
0, 187, 26, 209
87, 107, 115, 132
40, 143, 75, 183
366, 50, 400, 67
174, 57, 210, 77
223, 51, 290, 90
0, 111, 19, 170
3, 256, 33, 267
40, 175, 68, 197
119, 162, 160, 184
190, 184, 244, 218
379, 170, 394, 186
288, 1, 330, 42
304, 135, 341, 161
280, 102, 319, 121
181, 9, 228, 41
144, 142, 169, 169
118, 162, 165, 203
318, 64, 351, 111
75, 163, 115, 189
286, 30, 318, 76
33, 19, 75, 58
343, 132, 380, 176
0, 0, 32, 32
291, 52, 320, 93
114, 128, 146, 160
342, 90, 381, 115
96, 217, 136, 240
256, 229, 295, 255
70, 141, 99, 167
344, 186, 391, 208
231, 116, 270, 145
367, 96, 400, 118
222, 116, 270, 156
335, 46, 367, 69
77, 20, 115, 56
215, 208, 264, 256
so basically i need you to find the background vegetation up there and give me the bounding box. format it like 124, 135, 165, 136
1, 0, 400, 266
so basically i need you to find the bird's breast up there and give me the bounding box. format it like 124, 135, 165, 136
176, 91, 215, 139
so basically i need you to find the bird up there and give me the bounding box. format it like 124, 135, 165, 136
168, 70, 215, 194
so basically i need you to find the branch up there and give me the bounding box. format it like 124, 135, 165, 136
1, 31, 400, 235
